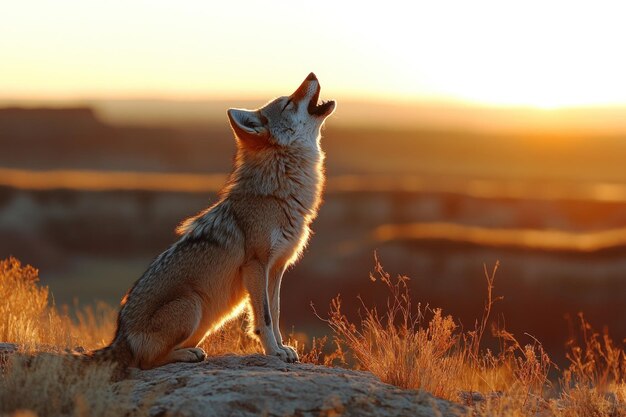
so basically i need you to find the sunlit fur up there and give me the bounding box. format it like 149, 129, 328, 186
90, 74, 335, 369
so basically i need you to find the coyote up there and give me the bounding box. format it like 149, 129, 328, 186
91, 73, 335, 370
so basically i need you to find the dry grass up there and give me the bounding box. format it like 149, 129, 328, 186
322, 274, 463, 398
0, 257, 139, 417
557, 313, 626, 417
0, 257, 116, 351
321, 256, 625, 416
0, 255, 624, 417
0, 354, 132, 417
0, 257, 72, 349
198, 315, 261, 357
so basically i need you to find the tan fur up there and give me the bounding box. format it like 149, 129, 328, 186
90, 73, 335, 369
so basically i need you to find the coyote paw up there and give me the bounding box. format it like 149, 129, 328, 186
280, 345, 299, 363
174, 347, 206, 363
272, 345, 298, 363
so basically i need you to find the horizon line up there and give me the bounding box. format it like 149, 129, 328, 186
3, 95, 626, 111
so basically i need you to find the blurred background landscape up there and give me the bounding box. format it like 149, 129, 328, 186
2, 0, 625, 367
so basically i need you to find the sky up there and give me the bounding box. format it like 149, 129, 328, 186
2, 0, 626, 108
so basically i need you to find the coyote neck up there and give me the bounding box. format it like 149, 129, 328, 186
229, 145, 325, 221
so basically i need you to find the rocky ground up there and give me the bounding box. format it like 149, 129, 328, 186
126, 354, 462, 417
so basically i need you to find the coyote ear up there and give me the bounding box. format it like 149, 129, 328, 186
227, 108, 269, 149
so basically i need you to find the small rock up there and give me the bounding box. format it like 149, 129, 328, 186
0, 343, 18, 368
459, 391, 485, 404
0, 342, 18, 351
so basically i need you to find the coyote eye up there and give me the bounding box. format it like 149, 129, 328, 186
282, 99, 291, 112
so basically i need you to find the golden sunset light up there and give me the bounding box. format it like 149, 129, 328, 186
2, 2, 626, 416
3, 0, 626, 108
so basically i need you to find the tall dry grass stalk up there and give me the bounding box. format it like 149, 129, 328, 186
323, 257, 482, 399
557, 313, 625, 417
323, 273, 463, 398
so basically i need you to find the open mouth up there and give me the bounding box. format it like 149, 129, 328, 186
307, 84, 335, 117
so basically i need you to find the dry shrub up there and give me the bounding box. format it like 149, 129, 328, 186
323, 257, 467, 398
0, 257, 72, 348
323, 257, 557, 410
0, 257, 116, 351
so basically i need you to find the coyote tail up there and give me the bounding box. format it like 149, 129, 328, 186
86, 337, 133, 379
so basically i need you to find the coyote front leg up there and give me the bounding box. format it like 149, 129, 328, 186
268, 264, 299, 362
242, 259, 294, 362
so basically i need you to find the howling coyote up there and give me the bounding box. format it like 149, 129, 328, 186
91, 73, 335, 369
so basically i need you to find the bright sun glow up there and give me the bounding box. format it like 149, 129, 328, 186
2, 0, 626, 108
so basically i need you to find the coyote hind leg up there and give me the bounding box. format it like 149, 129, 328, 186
127, 296, 206, 369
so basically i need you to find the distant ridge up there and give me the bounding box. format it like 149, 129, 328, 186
2, 98, 626, 133
0, 106, 100, 126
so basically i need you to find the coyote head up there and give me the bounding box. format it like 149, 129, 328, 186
227, 73, 336, 150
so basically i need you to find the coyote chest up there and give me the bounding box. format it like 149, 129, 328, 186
270, 226, 299, 264
269, 169, 322, 265
269, 215, 310, 265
